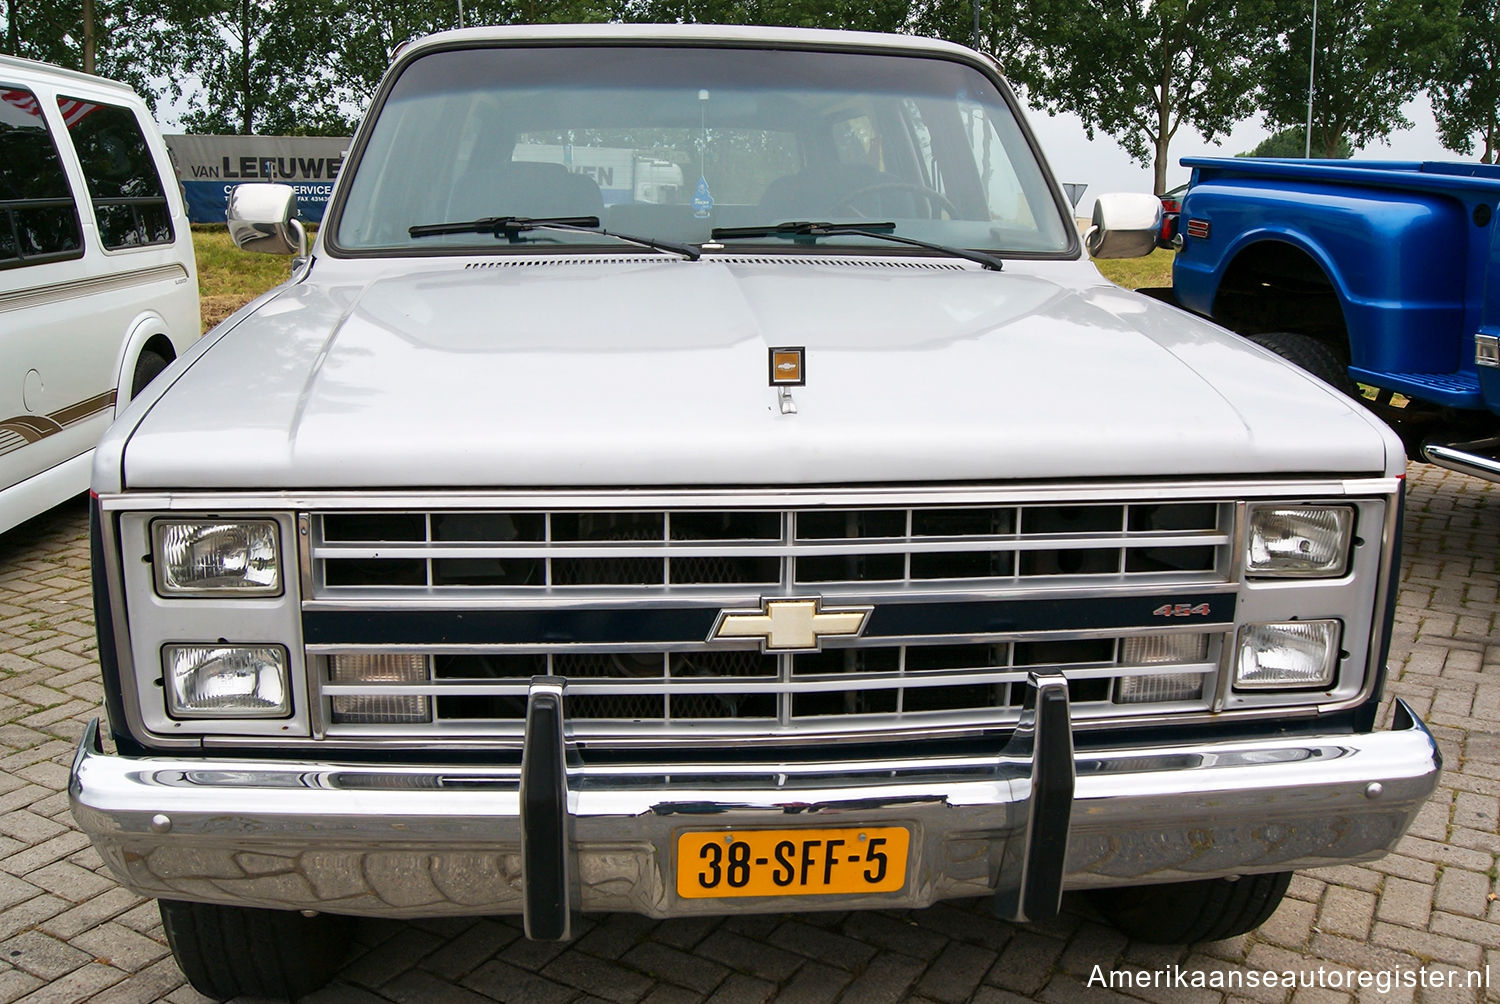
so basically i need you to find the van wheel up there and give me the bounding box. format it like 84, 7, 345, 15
1089, 872, 1292, 943
159, 899, 351, 1000
1246, 332, 1356, 396
129, 348, 171, 399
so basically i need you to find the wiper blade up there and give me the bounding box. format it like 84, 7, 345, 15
407, 215, 700, 260
409, 215, 600, 239
708, 220, 1003, 271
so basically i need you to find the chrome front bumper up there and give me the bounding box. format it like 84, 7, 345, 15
70, 684, 1440, 935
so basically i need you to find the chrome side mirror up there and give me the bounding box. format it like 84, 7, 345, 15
227, 183, 306, 257
1085, 193, 1162, 259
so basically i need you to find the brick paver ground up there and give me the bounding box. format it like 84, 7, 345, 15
0, 462, 1496, 1003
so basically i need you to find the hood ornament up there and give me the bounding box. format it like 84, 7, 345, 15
769, 346, 803, 415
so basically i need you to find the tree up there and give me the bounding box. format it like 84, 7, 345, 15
1239, 125, 1352, 158
1257, 0, 1449, 159
931, 0, 1273, 195
1428, 0, 1499, 162
148, 0, 354, 135
337, 0, 624, 110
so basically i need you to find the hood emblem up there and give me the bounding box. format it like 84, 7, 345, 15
769, 346, 804, 415
709, 597, 871, 653
769, 346, 805, 386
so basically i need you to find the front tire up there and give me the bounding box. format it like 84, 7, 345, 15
1088, 872, 1293, 943
159, 899, 352, 1000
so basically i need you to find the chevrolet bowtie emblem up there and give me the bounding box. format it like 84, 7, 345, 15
709, 597, 871, 652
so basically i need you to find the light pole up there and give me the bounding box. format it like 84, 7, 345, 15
1304, 0, 1318, 157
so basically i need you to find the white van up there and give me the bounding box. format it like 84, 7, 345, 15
1, 56, 199, 537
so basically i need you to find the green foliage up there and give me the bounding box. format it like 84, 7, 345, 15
1257, 0, 1450, 158
146, 0, 355, 136
930, 0, 1274, 195
3, 0, 164, 107
338, 0, 622, 108
1428, 0, 1499, 162
1238, 125, 1352, 157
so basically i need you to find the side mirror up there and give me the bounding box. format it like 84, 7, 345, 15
1085, 193, 1162, 259
227, 183, 306, 256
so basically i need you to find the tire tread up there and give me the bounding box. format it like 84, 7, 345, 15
160, 899, 350, 1000
1089, 872, 1292, 944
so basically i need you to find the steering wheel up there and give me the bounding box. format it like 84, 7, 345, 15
834, 182, 960, 219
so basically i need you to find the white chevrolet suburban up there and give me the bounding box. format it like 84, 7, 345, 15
69, 25, 1440, 999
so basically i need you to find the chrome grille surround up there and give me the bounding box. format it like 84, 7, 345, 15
101, 479, 1399, 750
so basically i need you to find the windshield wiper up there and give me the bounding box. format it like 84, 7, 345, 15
708, 220, 1003, 271
408, 215, 700, 261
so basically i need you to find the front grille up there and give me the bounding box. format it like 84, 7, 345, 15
305, 499, 1235, 743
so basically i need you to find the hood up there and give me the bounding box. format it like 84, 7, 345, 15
116, 256, 1398, 489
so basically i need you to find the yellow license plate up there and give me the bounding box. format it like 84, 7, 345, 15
676, 826, 909, 899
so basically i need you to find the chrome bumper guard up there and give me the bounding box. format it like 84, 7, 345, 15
69, 678, 1440, 936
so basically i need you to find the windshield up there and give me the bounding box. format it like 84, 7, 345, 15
331, 44, 1073, 256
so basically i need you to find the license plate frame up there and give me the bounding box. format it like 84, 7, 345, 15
675, 826, 910, 899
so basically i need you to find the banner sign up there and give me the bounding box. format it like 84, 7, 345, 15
164, 135, 351, 224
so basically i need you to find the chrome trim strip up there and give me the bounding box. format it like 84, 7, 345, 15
0, 263, 189, 313
94, 477, 1405, 513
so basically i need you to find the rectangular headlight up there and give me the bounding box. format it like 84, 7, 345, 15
1246, 506, 1352, 577
1235, 621, 1340, 690
164, 644, 290, 717
153, 519, 281, 596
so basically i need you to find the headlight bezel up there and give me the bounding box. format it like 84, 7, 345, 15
151, 518, 284, 598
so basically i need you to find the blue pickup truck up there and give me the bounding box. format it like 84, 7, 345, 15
1169, 158, 1500, 481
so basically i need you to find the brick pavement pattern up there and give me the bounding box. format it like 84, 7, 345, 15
0, 463, 1495, 1003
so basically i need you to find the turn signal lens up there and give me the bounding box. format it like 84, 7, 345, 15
329, 654, 430, 724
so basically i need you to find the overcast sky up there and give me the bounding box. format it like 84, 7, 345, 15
1024, 94, 1465, 215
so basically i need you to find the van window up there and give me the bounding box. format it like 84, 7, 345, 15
0, 86, 84, 268
58, 97, 173, 250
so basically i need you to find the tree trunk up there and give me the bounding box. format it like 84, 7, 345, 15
240, 0, 252, 134
83, 0, 94, 73
5, 0, 19, 55
1153, 54, 1171, 195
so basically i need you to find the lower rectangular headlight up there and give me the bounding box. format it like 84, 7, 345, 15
1235, 621, 1340, 689
329, 654, 431, 724
164, 644, 290, 718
